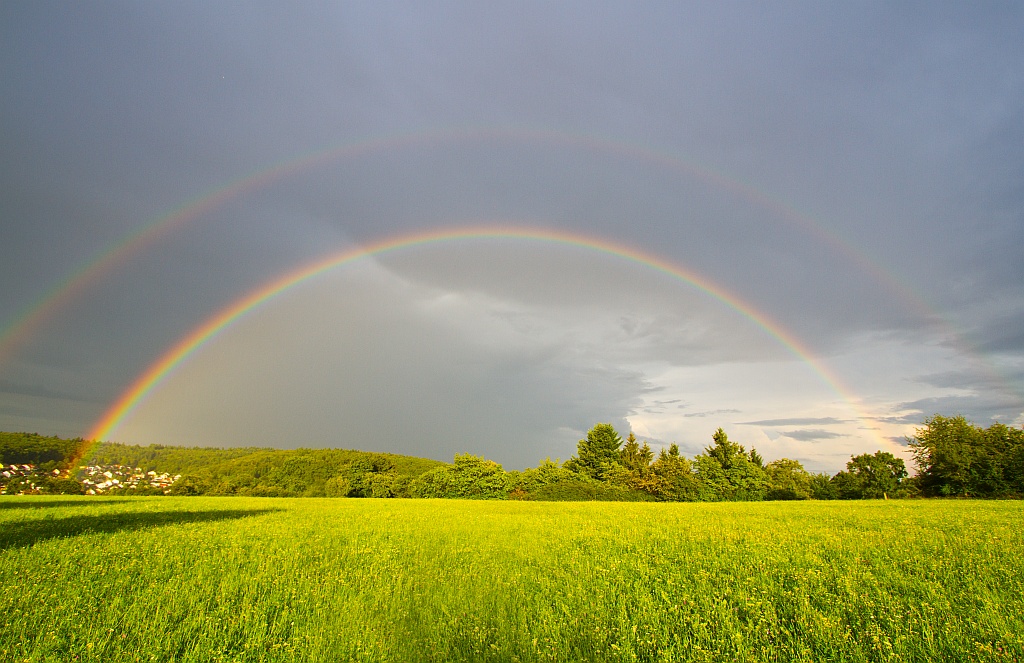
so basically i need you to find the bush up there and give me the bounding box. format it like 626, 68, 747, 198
44, 477, 85, 495
412, 454, 511, 499
530, 480, 655, 502
366, 473, 397, 498
324, 476, 352, 497
166, 475, 209, 496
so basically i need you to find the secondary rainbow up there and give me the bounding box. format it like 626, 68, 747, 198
85, 225, 891, 456
0, 125, 951, 371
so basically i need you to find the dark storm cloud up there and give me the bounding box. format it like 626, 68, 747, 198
910, 363, 1024, 425
3, 2, 1022, 348
1, 2, 1022, 467
0, 379, 81, 402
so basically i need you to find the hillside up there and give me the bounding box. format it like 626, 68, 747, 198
0, 432, 446, 497
0, 432, 89, 468
89, 442, 443, 482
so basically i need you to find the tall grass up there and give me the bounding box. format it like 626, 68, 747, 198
0, 497, 1021, 662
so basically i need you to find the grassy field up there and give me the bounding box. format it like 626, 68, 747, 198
0, 497, 1021, 662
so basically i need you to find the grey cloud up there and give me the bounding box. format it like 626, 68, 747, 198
915, 361, 1024, 395
109, 262, 650, 469
0, 379, 80, 402
874, 413, 931, 426
892, 395, 1024, 427
978, 329, 1024, 355
639, 399, 685, 414
781, 429, 845, 442
1, 3, 1022, 468
737, 417, 850, 427
682, 409, 741, 419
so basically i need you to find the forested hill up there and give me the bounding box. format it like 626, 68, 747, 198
1, 432, 446, 497
87, 442, 443, 479
0, 432, 89, 468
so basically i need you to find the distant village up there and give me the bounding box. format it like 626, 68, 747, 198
0, 463, 181, 495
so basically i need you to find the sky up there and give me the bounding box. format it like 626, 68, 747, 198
1, 2, 1022, 472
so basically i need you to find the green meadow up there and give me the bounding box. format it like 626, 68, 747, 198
1, 497, 1021, 662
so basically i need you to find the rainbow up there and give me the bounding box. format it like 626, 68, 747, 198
84, 225, 892, 458
0, 125, 940, 367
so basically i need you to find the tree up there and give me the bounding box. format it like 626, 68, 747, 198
649, 443, 698, 501
809, 472, 838, 500
412, 454, 511, 499
705, 428, 745, 470
694, 429, 769, 501
909, 415, 1024, 497
620, 432, 654, 474
834, 451, 907, 499
509, 458, 586, 494
765, 458, 811, 500
365, 472, 397, 498
339, 454, 396, 497
166, 475, 209, 496
565, 424, 623, 480
908, 415, 983, 496
324, 475, 352, 497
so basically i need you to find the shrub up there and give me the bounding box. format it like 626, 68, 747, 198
530, 480, 654, 502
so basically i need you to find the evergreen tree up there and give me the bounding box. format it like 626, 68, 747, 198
705, 428, 745, 470
620, 432, 654, 473
695, 429, 769, 500
565, 423, 623, 480
649, 443, 698, 501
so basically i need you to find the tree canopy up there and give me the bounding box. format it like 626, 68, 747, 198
832, 451, 908, 499
564, 423, 623, 480
4, 414, 1023, 501
909, 414, 1024, 497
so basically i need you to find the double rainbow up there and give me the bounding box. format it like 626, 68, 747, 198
85, 225, 889, 454
2, 125, 1002, 460
0, 126, 941, 366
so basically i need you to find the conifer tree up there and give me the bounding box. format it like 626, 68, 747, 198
620, 432, 654, 473
565, 423, 623, 480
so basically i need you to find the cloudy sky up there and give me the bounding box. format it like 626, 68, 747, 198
1, 2, 1021, 472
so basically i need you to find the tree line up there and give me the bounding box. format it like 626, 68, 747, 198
1, 414, 1021, 499
909, 414, 1024, 497
411, 424, 915, 502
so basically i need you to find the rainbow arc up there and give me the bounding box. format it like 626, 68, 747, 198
82, 225, 891, 460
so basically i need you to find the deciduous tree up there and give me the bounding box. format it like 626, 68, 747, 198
909, 415, 1024, 497
834, 451, 907, 499
765, 458, 811, 500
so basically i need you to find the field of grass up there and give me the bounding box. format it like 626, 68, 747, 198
0, 497, 1021, 662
